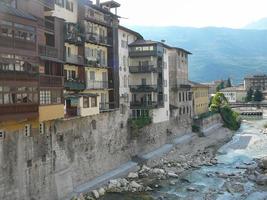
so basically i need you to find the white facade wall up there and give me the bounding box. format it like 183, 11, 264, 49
52, 0, 78, 23
153, 48, 170, 123
221, 92, 237, 103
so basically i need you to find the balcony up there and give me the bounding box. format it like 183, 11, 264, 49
85, 33, 112, 46
129, 50, 158, 58
99, 102, 115, 112
37, 0, 55, 10
86, 81, 109, 90
130, 101, 158, 109
65, 54, 84, 66
84, 14, 111, 27
129, 85, 158, 93
39, 45, 60, 61
65, 32, 83, 45
85, 59, 108, 68
0, 70, 38, 82
0, 104, 38, 121
129, 65, 158, 73
39, 74, 64, 88
64, 80, 86, 91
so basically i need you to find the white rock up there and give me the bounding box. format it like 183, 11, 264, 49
118, 178, 129, 187
152, 168, 165, 174
128, 172, 139, 179
129, 181, 142, 189
92, 190, 99, 199
98, 188, 105, 196
142, 165, 151, 171
145, 186, 153, 191
168, 172, 179, 178
187, 187, 199, 192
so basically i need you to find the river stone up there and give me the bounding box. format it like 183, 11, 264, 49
129, 181, 142, 190
98, 188, 105, 196
128, 172, 139, 179
256, 175, 267, 185
167, 172, 179, 178
261, 157, 267, 169
187, 187, 199, 192
92, 190, 99, 199
152, 168, 165, 174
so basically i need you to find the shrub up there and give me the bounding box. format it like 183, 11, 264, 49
192, 125, 200, 133
220, 106, 241, 131
128, 116, 152, 130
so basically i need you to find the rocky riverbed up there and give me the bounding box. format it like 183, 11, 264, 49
72, 118, 267, 200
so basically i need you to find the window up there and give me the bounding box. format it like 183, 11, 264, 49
66, 0, 73, 12
91, 120, 96, 130
40, 90, 51, 105
91, 97, 97, 107
121, 40, 127, 48
123, 56, 127, 67
51, 90, 62, 104
55, 0, 64, 7
83, 97, 90, 108
179, 92, 181, 102
24, 124, 31, 137
0, 130, 5, 140
141, 79, 146, 85
89, 71, 95, 80
124, 75, 127, 87
39, 123, 45, 135
27, 160, 32, 168
164, 80, 167, 87
164, 94, 168, 102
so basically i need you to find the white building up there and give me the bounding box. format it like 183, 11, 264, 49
118, 26, 143, 115
220, 85, 246, 103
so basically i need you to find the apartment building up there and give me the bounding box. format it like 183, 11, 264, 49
0, 0, 65, 131
118, 26, 143, 115
190, 81, 209, 116
128, 40, 170, 123
220, 85, 246, 103
244, 74, 267, 91
168, 48, 193, 123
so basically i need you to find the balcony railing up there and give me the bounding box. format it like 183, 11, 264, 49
129, 65, 158, 73
64, 80, 86, 91
86, 81, 109, 90
130, 101, 158, 109
39, 45, 59, 60
65, 54, 84, 65
85, 59, 108, 68
44, 18, 54, 33
0, 104, 39, 121
85, 33, 112, 46
0, 70, 39, 81
65, 32, 83, 45
40, 74, 64, 88
129, 50, 158, 58
37, 0, 55, 10
99, 102, 115, 112
129, 85, 158, 92
84, 14, 111, 27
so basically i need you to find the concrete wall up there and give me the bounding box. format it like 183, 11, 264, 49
193, 113, 222, 132
0, 111, 191, 200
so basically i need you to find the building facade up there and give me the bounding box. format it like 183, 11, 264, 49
190, 81, 209, 116
0, 0, 65, 132
244, 74, 267, 91
128, 40, 170, 123
220, 86, 246, 103
168, 48, 193, 123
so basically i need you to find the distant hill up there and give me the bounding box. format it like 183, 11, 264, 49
244, 18, 267, 30
128, 26, 267, 83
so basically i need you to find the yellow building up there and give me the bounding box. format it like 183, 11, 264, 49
190, 81, 209, 116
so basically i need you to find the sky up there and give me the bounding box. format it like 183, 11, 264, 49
104, 0, 267, 28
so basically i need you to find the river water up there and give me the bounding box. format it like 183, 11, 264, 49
103, 116, 267, 200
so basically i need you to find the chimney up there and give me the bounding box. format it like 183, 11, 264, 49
96, 0, 100, 6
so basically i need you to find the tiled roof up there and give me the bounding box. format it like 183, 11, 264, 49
0, 2, 36, 21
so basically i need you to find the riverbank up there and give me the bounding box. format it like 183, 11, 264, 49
72, 126, 234, 200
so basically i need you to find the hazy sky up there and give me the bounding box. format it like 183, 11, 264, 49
105, 0, 267, 28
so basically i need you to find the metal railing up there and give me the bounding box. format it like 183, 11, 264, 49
129, 65, 158, 73
65, 54, 84, 65
129, 85, 158, 92
86, 81, 109, 89
130, 101, 158, 109
85, 33, 112, 46
64, 80, 86, 91
99, 102, 115, 112
39, 74, 64, 88
39, 45, 59, 60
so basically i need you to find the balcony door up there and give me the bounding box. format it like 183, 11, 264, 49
102, 72, 107, 88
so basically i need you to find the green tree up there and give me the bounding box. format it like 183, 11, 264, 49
216, 81, 225, 92
209, 92, 241, 131
245, 88, 253, 102
226, 78, 232, 87
254, 89, 263, 102
210, 92, 228, 113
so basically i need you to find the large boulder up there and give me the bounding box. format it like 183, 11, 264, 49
92, 190, 99, 199
128, 172, 139, 179
261, 157, 267, 169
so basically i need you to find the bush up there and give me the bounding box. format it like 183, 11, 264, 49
220, 106, 241, 131
128, 116, 152, 130
192, 125, 200, 133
